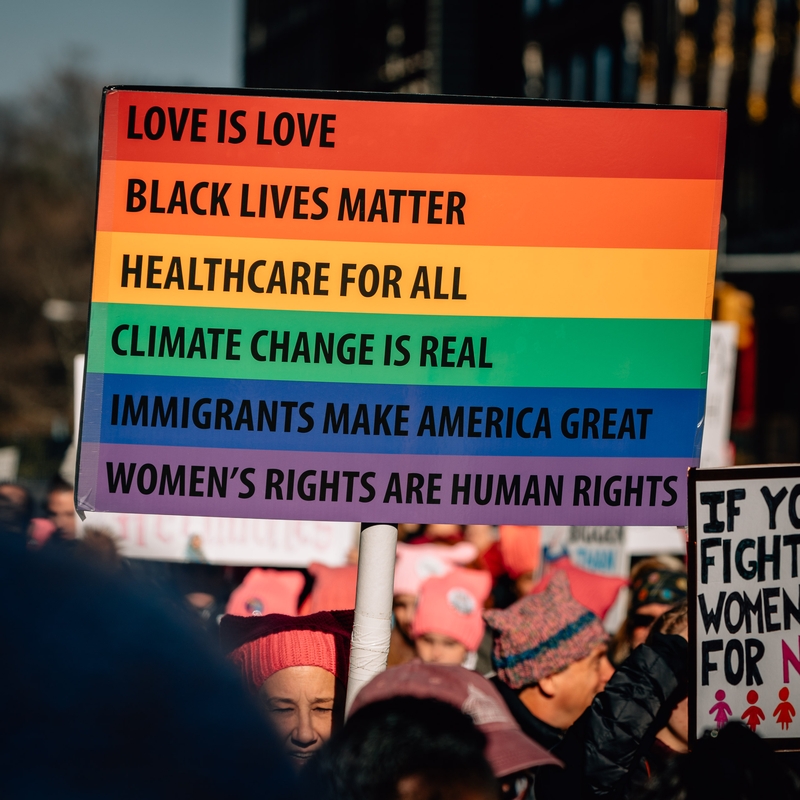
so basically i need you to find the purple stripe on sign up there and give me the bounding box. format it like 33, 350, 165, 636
78, 443, 693, 525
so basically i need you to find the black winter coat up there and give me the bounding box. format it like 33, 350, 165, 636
535, 633, 688, 800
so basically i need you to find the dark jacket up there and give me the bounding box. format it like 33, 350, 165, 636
536, 633, 688, 800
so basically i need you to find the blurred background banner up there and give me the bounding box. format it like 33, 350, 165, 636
78, 511, 356, 566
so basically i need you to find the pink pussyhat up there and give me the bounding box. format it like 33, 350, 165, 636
393, 541, 478, 597
412, 567, 492, 651
225, 568, 305, 617
300, 562, 358, 614
222, 610, 354, 693
531, 558, 627, 620
498, 525, 541, 579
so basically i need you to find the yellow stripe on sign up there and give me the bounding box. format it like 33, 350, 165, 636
91, 230, 716, 320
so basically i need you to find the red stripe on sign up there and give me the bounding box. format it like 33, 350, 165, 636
103, 90, 727, 181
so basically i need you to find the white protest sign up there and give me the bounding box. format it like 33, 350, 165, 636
690, 465, 800, 747
567, 526, 626, 575
699, 321, 738, 468
81, 511, 357, 567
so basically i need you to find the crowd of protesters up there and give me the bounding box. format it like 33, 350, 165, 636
2, 480, 800, 799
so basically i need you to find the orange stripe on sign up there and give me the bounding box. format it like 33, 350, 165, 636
103, 90, 727, 181
96, 160, 722, 251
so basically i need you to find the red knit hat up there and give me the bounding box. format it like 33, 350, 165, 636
221, 610, 354, 693
412, 567, 492, 651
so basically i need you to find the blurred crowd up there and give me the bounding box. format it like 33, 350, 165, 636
2, 480, 799, 799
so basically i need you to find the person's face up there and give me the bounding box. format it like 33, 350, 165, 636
542, 643, 614, 727
630, 602, 674, 648
394, 594, 417, 638
415, 632, 468, 665
47, 490, 76, 538
258, 666, 341, 768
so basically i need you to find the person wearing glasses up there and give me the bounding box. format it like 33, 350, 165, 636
608, 556, 687, 667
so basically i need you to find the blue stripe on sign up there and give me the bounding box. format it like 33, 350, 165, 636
83, 372, 703, 459
491, 611, 599, 671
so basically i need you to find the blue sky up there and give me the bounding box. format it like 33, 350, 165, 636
0, 0, 242, 99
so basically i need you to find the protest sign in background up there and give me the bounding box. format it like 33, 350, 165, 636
77, 88, 726, 524
690, 465, 800, 748
80, 511, 356, 566
699, 321, 738, 469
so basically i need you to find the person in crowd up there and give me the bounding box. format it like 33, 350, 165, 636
0, 516, 297, 799
221, 609, 353, 769
0, 488, 30, 547
636, 722, 800, 800
171, 562, 232, 634
43, 475, 77, 544
609, 556, 687, 665
74, 526, 124, 573
535, 601, 690, 799
0, 481, 34, 534
390, 540, 477, 667
484, 571, 614, 749
303, 696, 500, 800
310, 660, 561, 799
412, 567, 492, 668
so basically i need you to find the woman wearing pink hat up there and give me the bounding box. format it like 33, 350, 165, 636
412, 567, 492, 668
389, 541, 478, 666
221, 610, 353, 769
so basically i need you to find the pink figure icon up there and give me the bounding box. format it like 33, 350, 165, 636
709, 689, 733, 729
741, 690, 765, 732
773, 687, 796, 731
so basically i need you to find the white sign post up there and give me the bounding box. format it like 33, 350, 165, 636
690, 465, 800, 748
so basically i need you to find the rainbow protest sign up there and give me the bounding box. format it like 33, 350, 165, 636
76, 88, 726, 524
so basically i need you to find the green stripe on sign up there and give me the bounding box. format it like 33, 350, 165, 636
86, 302, 710, 389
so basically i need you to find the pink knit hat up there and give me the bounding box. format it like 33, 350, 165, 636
393, 541, 478, 597
221, 610, 354, 693
483, 571, 607, 689
498, 525, 541, 579
225, 568, 305, 617
412, 567, 492, 651
301, 563, 358, 615
531, 559, 627, 620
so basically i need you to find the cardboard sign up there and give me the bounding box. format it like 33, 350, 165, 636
77, 88, 726, 524
690, 465, 800, 748
80, 511, 355, 566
